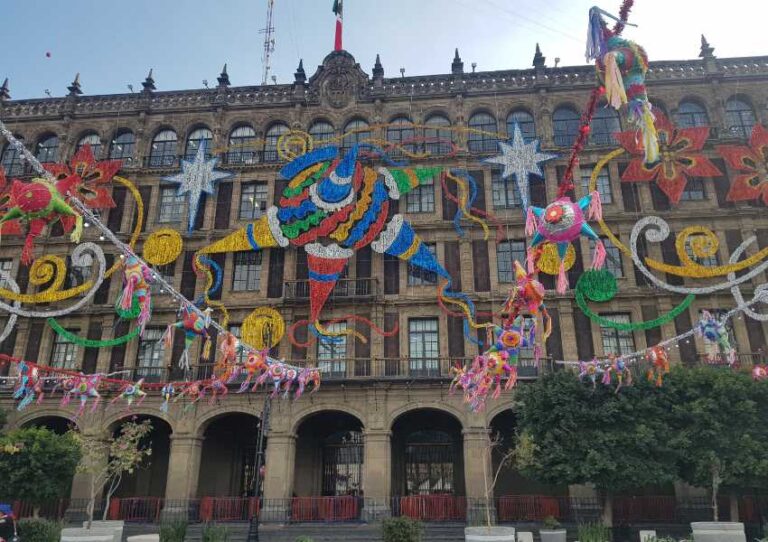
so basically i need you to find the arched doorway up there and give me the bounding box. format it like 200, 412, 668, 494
22, 415, 74, 435
293, 411, 364, 497
197, 413, 261, 497
292, 411, 364, 522
111, 415, 172, 498
489, 409, 567, 524
391, 409, 466, 521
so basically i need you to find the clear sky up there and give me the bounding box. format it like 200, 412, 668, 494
1, 0, 766, 100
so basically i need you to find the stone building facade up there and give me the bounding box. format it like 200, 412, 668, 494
1, 39, 767, 518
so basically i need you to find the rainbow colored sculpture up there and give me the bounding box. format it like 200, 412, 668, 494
697, 310, 736, 365
586, 5, 659, 164
502, 261, 551, 358
163, 306, 212, 371
601, 354, 633, 393
119, 255, 153, 335
197, 145, 471, 343
646, 345, 670, 386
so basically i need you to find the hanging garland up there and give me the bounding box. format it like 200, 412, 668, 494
46, 317, 141, 347
575, 269, 695, 331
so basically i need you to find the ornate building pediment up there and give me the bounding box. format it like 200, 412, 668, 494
308, 50, 370, 109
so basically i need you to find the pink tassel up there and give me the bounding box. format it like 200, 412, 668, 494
533, 344, 542, 364
592, 239, 607, 270
121, 278, 135, 310
162, 325, 174, 349
556, 260, 568, 294
588, 190, 602, 221
525, 207, 536, 236
602, 369, 612, 386
526, 249, 536, 274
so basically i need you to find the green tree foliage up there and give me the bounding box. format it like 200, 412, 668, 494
0, 427, 81, 515
514, 371, 678, 523
382, 517, 423, 542
664, 367, 768, 520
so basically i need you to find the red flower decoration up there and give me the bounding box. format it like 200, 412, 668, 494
615, 111, 722, 205
545, 205, 564, 223
44, 144, 121, 210
716, 124, 768, 205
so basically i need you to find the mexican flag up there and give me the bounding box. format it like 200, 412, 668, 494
333, 0, 343, 51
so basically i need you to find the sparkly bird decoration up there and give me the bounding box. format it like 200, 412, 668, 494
197, 145, 481, 345
163, 143, 234, 232
526, 193, 606, 293
484, 123, 557, 210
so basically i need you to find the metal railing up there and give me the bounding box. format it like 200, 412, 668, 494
283, 278, 379, 301
391, 495, 467, 522
694, 352, 768, 367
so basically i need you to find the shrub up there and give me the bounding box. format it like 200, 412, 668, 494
576, 522, 611, 542
382, 517, 423, 542
159, 520, 188, 542
542, 515, 561, 530
17, 518, 62, 542
294, 537, 314, 542
201, 522, 229, 542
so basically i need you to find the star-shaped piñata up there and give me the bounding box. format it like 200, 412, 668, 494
163, 144, 233, 232
484, 123, 557, 209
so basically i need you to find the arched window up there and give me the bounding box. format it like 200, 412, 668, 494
675, 100, 710, 128
506, 109, 536, 143
76, 133, 102, 157
725, 98, 757, 139
387, 117, 416, 156
309, 121, 335, 146
264, 123, 289, 162
1, 138, 25, 176
552, 107, 580, 147
227, 125, 257, 165
590, 107, 621, 146
149, 130, 178, 167
185, 127, 213, 160
36, 134, 59, 164
109, 130, 136, 163
424, 115, 452, 155
341, 118, 371, 152
467, 112, 498, 153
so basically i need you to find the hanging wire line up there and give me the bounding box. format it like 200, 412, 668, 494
0, 118, 304, 373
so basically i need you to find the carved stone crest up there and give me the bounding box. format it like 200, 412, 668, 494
308, 50, 369, 110
324, 71, 353, 109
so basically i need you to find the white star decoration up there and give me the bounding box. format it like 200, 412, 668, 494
163, 144, 234, 232
484, 123, 557, 210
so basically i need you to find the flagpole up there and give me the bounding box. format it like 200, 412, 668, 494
333, 0, 343, 51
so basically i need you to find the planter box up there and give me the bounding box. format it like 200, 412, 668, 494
61, 528, 114, 542
539, 529, 567, 542
127, 536, 160, 542
81, 520, 124, 542
464, 526, 516, 542
691, 521, 746, 542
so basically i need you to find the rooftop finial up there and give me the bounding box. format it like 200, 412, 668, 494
67, 73, 83, 96
294, 59, 307, 84
217, 63, 230, 87
699, 34, 715, 59
372, 54, 384, 79
0, 78, 10, 102
533, 43, 546, 68
452, 48, 464, 75
142, 68, 156, 93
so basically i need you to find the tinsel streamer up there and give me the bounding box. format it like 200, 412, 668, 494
560, 87, 605, 197
289, 315, 398, 349
47, 318, 141, 347
612, 0, 634, 35
437, 278, 489, 346
589, 150, 768, 278
0, 270, 20, 344
143, 229, 183, 266
443, 170, 496, 241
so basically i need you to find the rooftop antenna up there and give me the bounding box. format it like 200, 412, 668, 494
260, 0, 276, 85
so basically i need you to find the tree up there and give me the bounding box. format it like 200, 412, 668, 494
664, 367, 768, 521
514, 370, 677, 525
74, 418, 153, 528
0, 426, 81, 516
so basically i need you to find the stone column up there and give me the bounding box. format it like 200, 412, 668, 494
463, 428, 493, 525
262, 433, 296, 502
162, 435, 204, 519
363, 430, 391, 520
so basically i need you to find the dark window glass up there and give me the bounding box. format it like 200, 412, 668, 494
507, 109, 536, 142
149, 130, 178, 167
552, 107, 580, 147
468, 112, 498, 153
675, 101, 710, 128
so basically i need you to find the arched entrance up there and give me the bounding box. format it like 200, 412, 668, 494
111, 415, 172, 498
197, 413, 261, 497
489, 409, 567, 523
291, 411, 364, 522
21, 415, 74, 435
391, 409, 466, 521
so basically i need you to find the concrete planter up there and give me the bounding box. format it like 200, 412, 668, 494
464, 526, 516, 542
691, 521, 746, 542
60, 528, 114, 542
81, 520, 124, 542
127, 535, 160, 542
539, 529, 567, 542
